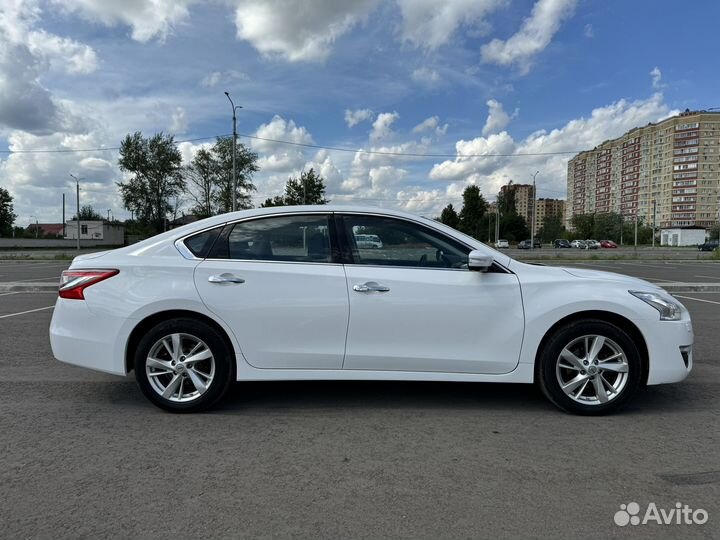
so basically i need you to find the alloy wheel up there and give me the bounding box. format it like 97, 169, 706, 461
145, 333, 215, 403
555, 334, 629, 405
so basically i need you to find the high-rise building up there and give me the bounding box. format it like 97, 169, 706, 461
566, 110, 720, 230
535, 198, 566, 233
499, 183, 565, 233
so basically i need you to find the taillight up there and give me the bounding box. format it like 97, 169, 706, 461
59, 269, 119, 300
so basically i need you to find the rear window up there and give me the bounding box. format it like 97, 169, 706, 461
183, 227, 221, 258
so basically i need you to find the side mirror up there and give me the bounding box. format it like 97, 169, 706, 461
468, 250, 493, 272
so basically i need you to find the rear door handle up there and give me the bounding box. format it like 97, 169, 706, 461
208, 273, 245, 284
353, 281, 390, 293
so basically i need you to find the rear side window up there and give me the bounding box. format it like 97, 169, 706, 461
212, 215, 333, 263
183, 227, 221, 258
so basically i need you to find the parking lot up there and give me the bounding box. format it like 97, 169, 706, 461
1, 260, 718, 538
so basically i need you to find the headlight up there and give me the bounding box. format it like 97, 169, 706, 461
629, 290, 683, 321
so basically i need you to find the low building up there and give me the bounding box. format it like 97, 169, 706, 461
660, 227, 707, 247
27, 223, 65, 238
64, 220, 124, 244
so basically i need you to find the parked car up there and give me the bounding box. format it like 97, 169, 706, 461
698, 240, 719, 251
518, 239, 542, 249
600, 240, 618, 248
554, 239, 571, 248
585, 240, 601, 250
355, 233, 383, 249
570, 240, 587, 249
51, 205, 693, 415
494, 239, 509, 249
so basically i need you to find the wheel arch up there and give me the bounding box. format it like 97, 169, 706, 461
125, 309, 237, 374
533, 310, 649, 385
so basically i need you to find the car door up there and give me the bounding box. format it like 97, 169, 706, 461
193, 213, 348, 370
339, 214, 524, 374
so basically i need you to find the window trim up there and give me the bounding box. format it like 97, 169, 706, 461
180, 212, 340, 265
336, 212, 476, 272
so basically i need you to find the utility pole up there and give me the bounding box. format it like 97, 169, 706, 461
530, 171, 540, 249
634, 213, 638, 255
107, 209, 111, 221
70, 174, 82, 250
652, 199, 657, 248
224, 92, 242, 213
62, 193, 66, 238
488, 212, 492, 243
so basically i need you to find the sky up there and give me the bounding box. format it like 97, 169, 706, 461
1, 0, 719, 226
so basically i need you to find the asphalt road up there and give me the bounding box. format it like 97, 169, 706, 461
1, 263, 719, 539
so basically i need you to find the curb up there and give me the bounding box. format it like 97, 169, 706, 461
660, 283, 720, 292
0, 282, 58, 292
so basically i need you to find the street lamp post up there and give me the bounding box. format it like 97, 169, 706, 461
69, 174, 82, 250
29, 215, 38, 239
224, 92, 243, 213
530, 171, 540, 249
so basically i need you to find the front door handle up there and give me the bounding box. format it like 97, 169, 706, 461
353, 281, 390, 293
208, 273, 245, 284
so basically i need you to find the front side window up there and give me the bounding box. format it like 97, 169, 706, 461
215, 215, 332, 263
342, 215, 470, 268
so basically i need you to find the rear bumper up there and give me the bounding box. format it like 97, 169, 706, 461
49, 298, 132, 376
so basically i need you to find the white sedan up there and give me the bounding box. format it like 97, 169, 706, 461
50, 206, 693, 414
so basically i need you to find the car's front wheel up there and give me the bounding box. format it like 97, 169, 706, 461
537, 320, 642, 415
134, 318, 234, 412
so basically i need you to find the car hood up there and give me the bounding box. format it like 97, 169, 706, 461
560, 266, 662, 290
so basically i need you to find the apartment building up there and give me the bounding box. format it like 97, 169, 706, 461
499, 183, 565, 232
566, 110, 720, 230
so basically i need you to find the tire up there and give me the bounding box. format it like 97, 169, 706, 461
537, 319, 642, 415
134, 318, 234, 412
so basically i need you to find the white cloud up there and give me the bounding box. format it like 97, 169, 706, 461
169, 107, 188, 133
201, 69, 248, 88
370, 111, 399, 142
54, 0, 196, 42
396, 0, 507, 49
344, 108, 374, 127
411, 67, 440, 85
481, 0, 577, 74
650, 66, 663, 89
429, 93, 675, 207
482, 99, 518, 136
583, 23, 594, 38
412, 116, 448, 136
0, 2, 92, 134
231, 0, 379, 62
26, 30, 98, 74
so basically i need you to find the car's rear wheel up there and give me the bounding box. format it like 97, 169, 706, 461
537, 320, 642, 415
134, 318, 234, 412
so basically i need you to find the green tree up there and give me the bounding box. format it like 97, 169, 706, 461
571, 213, 595, 239
500, 212, 529, 242
496, 181, 517, 215
0, 187, 16, 237
210, 136, 258, 213
118, 132, 185, 233
593, 212, 622, 241
539, 214, 564, 243
262, 168, 329, 207
260, 195, 286, 208
458, 185, 487, 239
284, 168, 328, 205
184, 148, 218, 218
73, 205, 103, 221
439, 203, 460, 230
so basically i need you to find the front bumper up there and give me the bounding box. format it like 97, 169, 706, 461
642, 317, 693, 385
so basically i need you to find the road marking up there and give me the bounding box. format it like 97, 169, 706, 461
618, 262, 678, 269
13, 277, 59, 282
674, 295, 720, 306
0, 305, 55, 319
694, 275, 720, 279
0, 292, 20, 297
